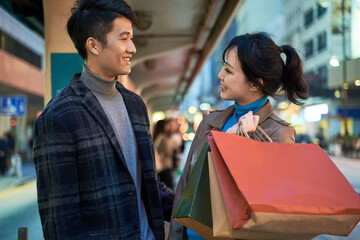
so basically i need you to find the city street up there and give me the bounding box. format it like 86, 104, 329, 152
331, 157, 360, 192
0, 156, 359, 240
0, 180, 43, 240
313, 157, 360, 240
1, 0, 360, 239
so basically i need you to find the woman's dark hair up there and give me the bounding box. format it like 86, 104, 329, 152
67, 0, 136, 60
153, 119, 166, 141
222, 32, 309, 105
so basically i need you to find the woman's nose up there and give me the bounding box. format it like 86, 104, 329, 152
218, 67, 224, 80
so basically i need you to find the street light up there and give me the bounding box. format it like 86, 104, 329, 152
188, 106, 197, 114
355, 79, 360, 86
335, 90, 341, 98
318, 0, 330, 8
341, 0, 349, 135
329, 57, 340, 67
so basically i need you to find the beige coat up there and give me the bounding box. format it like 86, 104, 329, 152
169, 100, 295, 239
154, 133, 174, 172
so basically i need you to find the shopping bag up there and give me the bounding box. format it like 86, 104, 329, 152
172, 143, 215, 239
208, 130, 360, 236
208, 151, 316, 240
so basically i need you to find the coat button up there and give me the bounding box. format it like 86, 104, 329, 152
134, 224, 139, 230
128, 191, 133, 196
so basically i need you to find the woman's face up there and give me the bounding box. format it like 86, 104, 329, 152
218, 48, 263, 105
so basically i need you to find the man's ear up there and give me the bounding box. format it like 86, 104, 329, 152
86, 37, 102, 56
250, 78, 263, 92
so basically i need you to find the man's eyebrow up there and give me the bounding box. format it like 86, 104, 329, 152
119, 31, 133, 37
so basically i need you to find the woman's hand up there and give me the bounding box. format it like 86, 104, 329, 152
226, 111, 260, 134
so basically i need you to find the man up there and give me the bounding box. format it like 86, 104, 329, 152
0, 133, 8, 176
33, 0, 174, 239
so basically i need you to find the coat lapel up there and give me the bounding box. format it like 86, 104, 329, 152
116, 82, 162, 226
255, 100, 274, 124
116, 83, 154, 171
207, 101, 273, 131
208, 105, 235, 131
69, 75, 128, 169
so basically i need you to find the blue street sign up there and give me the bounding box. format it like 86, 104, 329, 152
0, 96, 27, 116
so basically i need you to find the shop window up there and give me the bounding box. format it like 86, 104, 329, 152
318, 65, 328, 87
304, 8, 314, 28
317, 3, 327, 18
317, 32, 327, 51
0, 30, 41, 69
304, 40, 314, 58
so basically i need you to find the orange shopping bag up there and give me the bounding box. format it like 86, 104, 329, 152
208, 151, 316, 240
208, 130, 360, 236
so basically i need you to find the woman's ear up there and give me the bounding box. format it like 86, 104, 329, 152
86, 37, 102, 56
249, 78, 263, 92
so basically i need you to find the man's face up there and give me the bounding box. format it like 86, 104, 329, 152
97, 17, 136, 79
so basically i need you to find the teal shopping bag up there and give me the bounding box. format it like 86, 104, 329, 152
172, 143, 214, 239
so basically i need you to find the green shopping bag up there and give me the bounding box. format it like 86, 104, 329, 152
172, 143, 214, 239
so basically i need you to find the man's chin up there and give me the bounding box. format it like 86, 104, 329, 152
120, 68, 131, 75
116, 71, 131, 77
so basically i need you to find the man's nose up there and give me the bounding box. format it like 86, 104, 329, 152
128, 40, 136, 53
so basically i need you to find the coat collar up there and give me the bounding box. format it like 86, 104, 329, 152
256, 100, 274, 124
208, 105, 235, 130
69, 74, 130, 170
69, 73, 88, 96
69, 74, 153, 174
207, 100, 274, 130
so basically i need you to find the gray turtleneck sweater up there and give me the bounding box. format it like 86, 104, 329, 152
80, 65, 155, 240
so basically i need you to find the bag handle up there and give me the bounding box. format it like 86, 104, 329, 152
236, 124, 273, 142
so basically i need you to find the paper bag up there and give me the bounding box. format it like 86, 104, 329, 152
208, 131, 360, 236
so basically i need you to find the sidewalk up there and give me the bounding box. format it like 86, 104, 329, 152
329, 155, 360, 193
1, 155, 359, 195
0, 163, 37, 194
330, 155, 360, 171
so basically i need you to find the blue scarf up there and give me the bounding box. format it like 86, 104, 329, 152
221, 96, 268, 132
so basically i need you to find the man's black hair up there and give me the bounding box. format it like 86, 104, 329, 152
67, 0, 136, 59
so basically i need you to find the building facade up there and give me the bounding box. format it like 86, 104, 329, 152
283, 0, 360, 146
181, 0, 360, 156
0, 5, 44, 160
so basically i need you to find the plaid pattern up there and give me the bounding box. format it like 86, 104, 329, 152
33, 74, 174, 240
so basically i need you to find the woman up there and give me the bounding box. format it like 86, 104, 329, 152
169, 32, 309, 239
153, 119, 177, 190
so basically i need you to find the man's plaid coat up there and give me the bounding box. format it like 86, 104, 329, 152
33, 74, 174, 240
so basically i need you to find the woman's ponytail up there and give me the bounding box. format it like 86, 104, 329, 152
281, 45, 309, 105
224, 33, 309, 105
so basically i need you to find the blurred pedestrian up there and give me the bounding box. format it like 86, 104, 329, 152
168, 118, 183, 172
5, 131, 15, 173
316, 127, 327, 150
355, 137, 360, 158
169, 32, 309, 239
5, 131, 15, 153
153, 119, 175, 190
0, 133, 8, 176
32, 0, 173, 239
9, 153, 22, 177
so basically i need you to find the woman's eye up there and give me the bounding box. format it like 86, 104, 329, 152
225, 68, 231, 73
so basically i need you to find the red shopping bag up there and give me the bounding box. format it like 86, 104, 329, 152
208, 130, 360, 236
